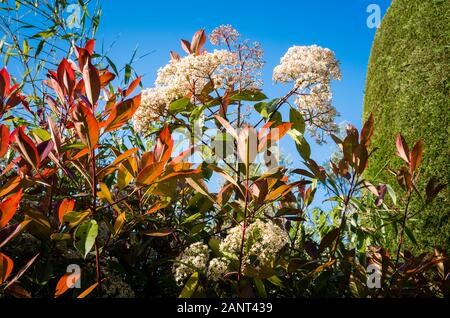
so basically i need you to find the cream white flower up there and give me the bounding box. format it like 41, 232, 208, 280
273, 45, 341, 142
219, 219, 288, 270
172, 242, 209, 286
207, 257, 230, 282
133, 49, 238, 132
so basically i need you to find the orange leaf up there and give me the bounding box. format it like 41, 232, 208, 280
58, 198, 75, 224
136, 162, 165, 186
54, 271, 81, 298
0, 175, 21, 197
77, 282, 99, 298
0, 124, 10, 158
0, 189, 23, 229
144, 203, 162, 215
103, 94, 141, 132
143, 229, 172, 237
154, 126, 174, 163
123, 76, 141, 98
71, 102, 99, 150
0, 252, 14, 284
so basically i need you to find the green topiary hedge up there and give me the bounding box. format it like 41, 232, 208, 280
363, 0, 450, 250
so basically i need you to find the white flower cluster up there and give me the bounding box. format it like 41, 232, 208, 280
172, 242, 209, 286
210, 25, 264, 91
209, 24, 240, 46
219, 219, 289, 270
133, 49, 238, 132
273, 45, 341, 142
207, 257, 230, 282
172, 219, 288, 285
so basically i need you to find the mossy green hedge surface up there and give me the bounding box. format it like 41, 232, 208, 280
363, 0, 449, 250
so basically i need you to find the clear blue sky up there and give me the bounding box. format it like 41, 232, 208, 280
95, 0, 392, 200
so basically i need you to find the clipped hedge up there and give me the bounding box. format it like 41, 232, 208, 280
363, 0, 450, 250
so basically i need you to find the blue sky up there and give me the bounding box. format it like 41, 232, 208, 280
98, 0, 391, 161
95, 0, 392, 202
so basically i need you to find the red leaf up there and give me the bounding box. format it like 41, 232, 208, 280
71, 102, 99, 149
360, 113, 374, 147
0, 252, 14, 284
11, 127, 40, 169
0, 124, 10, 158
58, 198, 75, 224
154, 126, 173, 163
170, 51, 181, 61
0, 68, 11, 98
0, 189, 23, 229
180, 39, 191, 54
82, 61, 101, 107
103, 94, 141, 132
123, 76, 141, 98
99, 70, 115, 87
4, 253, 40, 289
57, 58, 76, 98
190, 29, 206, 55
410, 139, 424, 172
84, 39, 95, 55
396, 134, 410, 163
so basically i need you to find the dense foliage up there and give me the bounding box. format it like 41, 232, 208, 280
363, 0, 450, 251
0, 1, 448, 298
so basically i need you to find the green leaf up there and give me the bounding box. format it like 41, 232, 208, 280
254, 279, 267, 298
179, 272, 199, 298
208, 238, 221, 256
32, 29, 56, 39
405, 226, 418, 246
288, 130, 311, 160
289, 108, 305, 134
230, 90, 267, 101
254, 98, 280, 118
105, 56, 119, 77
30, 128, 51, 141
74, 220, 98, 258
181, 212, 202, 224
124, 64, 132, 85
385, 184, 397, 205
169, 97, 191, 114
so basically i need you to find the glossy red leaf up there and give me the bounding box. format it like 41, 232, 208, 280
410, 139, 424, 172
180, 39, 191, 54
123, 76, 141, 98
0, 68, 11, 98
71, 102, 99, 150
0, 189, 23, 229
103, 94, 141, 132
0, 124, 10, 158
58, 198, 75, 224
82, 61, 101, 107
0, 252, 14, 284
11, 127, 40, 169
